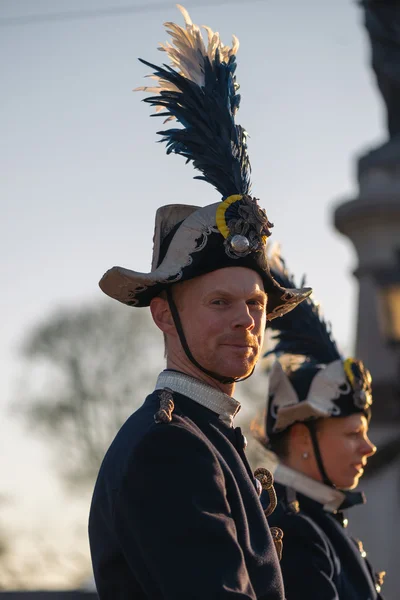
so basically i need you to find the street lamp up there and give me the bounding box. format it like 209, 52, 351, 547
376, 265, 400, 347
362, 263, 400, 477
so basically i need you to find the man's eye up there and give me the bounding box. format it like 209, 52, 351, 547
211, 299, 227, 306
248, 300, 264, 308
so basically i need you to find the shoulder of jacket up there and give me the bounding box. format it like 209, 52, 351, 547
136, 405, 211, 458
271, 497, 329, 544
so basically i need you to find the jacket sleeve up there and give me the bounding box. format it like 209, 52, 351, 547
278, 513, 339, 600
112, 423, 258, 600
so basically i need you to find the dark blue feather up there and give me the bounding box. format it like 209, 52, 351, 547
266, 254, 341, 364
138, 51, 251, 198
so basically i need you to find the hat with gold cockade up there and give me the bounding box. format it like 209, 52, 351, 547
99, 5, 311, 323
264, 250, 373, 439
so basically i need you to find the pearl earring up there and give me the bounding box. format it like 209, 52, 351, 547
302, 452, 309, 459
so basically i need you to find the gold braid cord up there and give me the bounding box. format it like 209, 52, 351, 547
270, 527, 284, 561
375, 571, 386, 593
154, 388, 175, 424
254, 467, 284, 561
254, 467, 277, 517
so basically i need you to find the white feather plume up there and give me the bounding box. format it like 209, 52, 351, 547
135, 4, 239, 117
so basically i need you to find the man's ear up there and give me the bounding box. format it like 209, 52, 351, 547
150, 296, 176, 335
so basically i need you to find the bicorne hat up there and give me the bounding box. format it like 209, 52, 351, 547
99, 5, 311, 321
264, 250, 373, 439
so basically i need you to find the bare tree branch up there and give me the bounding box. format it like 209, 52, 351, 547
15, 301, 165, 489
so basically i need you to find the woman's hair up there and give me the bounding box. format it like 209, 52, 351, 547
267, 419, 323, 460
252, 412, 293, 460
267, 429, 292, 460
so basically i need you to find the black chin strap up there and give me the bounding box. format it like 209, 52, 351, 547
306, 421, 365, 511
306, 421, 332, 487
166, 288, 255, 385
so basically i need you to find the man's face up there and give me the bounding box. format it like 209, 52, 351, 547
172, 267, 267, 380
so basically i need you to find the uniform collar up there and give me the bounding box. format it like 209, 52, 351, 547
259, 448, 365, 512
155, 370, 241, 428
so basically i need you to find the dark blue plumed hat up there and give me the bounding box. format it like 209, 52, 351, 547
264, 249, 373, 438
99, 5, 311, 320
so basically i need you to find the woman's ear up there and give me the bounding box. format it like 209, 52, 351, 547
150, 296, 176, 336
289, 422, 313, 456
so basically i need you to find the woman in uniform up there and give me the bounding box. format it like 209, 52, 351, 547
259, 252, 386, 600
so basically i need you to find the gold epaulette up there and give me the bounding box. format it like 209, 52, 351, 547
154, 388, 175, 424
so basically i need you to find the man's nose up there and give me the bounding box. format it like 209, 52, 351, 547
232, 303, 254, 329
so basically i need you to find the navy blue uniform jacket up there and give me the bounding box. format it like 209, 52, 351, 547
89, 390, 284, 599
268, 483, 384, 600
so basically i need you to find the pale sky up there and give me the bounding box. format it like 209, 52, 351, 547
1, 0, 385, 587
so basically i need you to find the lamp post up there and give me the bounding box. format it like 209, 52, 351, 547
376, 265, 400, 348
373, 262, 400, 422
364, 264, 400, 481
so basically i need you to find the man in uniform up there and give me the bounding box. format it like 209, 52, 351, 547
89, 6, 310, 599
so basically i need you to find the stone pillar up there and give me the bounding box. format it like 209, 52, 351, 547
334, 144, 400, 421
333, 143, 400, 598
334, 2, 400, 594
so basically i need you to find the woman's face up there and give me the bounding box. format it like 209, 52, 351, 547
316, 414, 376, 490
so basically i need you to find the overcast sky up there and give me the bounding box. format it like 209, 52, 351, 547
0, 0, 385, 585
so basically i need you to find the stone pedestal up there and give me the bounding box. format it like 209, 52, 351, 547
334, 141, 400, 422
333, 140, 400, 597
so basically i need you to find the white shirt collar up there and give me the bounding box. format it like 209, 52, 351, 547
259, 448, 346, 512
155, 370, 241, 428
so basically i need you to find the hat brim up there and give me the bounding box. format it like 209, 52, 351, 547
99, 202, 312, 320
99, 264, 311, 321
